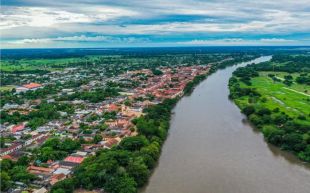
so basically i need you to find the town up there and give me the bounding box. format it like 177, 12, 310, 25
1, 61, 211, 193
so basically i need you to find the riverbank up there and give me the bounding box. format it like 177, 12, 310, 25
49, 54, 260, 193
142, 56, 310, 193
229, 54, 310, 162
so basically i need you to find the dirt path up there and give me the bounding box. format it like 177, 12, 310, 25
283, 87, 310, 97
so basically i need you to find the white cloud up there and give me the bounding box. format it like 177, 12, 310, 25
2, 35, 150, 48
1, 0, 310, 47
177, 38, 302, 46
0, 6, 138, 29
260, 38, 294, 43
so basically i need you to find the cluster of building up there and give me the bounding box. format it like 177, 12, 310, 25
0, 65, 210, 193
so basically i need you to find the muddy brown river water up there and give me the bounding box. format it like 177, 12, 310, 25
142, 56, 310, 193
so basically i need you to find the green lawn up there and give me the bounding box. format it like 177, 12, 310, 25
235, 71, 310, 121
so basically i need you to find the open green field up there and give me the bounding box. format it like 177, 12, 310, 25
0, 56, 106, 72
235, 71, 310, 122
0, 85, 15, 91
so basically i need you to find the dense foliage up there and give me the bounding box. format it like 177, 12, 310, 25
34, 138, 81, 162
0, 157, 36, 191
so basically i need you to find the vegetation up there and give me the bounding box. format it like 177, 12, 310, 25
51, 98, 178, 193
48, 53, 261, 193
229, 54, 310, 162
0, 102, 74, 128
0, 50, 261, 193
34, 138, 81, 162
58, 87, 120, 103
0, 158, 36, 191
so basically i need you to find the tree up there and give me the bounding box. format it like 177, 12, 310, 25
242, 106, 255, 116
51, 178, 76, 193
151, 69, 163, 76
256, 108, 271, 116
282, 133, 305, 151
105, 174, 137, 193
27, 117, 47, 129
0, 172, 11, 191
59, 138, 81, 153
136, 119, 158, 138
127, 158, 149, 187
0, 159, 14, 171
298, 145, 310, 162
93, 135, 103, 144
10, 166, 36, 184
273, 114, 288, 125
284, 75, 293, 80
16, 156, 30, 166
119, 136, 149, 152
0, 137, 6, 148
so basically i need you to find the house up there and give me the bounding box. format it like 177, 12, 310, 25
11, 124, 25, 133
73, 151, 88, 157
59, 161, 79, 169
16, 86, 29, 93
24, 133, 49, 146
0, 143, 23, 156
16, 83, 42, 93
50, 173, 66, 185
53, 167, 71, 176
33, 187, 48, 193
0, 155, 13, 161
23, 83, 42, 90
28, 165, 54, 174
107, 104, 120, 112
63, 156, 84, 164
104, 138, 119, 149
2, 103, 19, 110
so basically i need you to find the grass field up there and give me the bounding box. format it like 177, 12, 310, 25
0, 56, 102, 72
235, 71, 310, 123
0, 85, 16, 91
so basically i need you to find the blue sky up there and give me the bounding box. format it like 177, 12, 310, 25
1, 0, 310, 48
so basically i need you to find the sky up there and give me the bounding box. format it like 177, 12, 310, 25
1, 0, 310, 48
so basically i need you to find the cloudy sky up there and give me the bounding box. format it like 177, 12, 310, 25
1, 0, 310, 48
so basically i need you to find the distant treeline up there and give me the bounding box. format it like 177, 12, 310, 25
2, 46, 309, 59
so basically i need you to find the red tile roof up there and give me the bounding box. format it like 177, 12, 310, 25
12, 124, 25, 133
22, 83, 42, 89
108, 104, 119, 112
50, 173, 66, 185
1, 155, 13, 160
64, 156, 84, 164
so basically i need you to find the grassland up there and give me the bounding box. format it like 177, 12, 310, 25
235, 71, 310, 123
0, 56, 105, 72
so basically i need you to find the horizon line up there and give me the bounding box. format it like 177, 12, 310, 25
2, 45, 310, 50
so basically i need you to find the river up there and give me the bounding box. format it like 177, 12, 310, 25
142, 56, 310, 193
